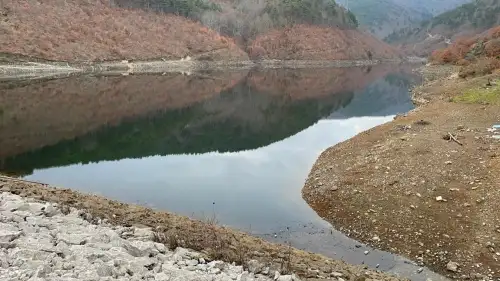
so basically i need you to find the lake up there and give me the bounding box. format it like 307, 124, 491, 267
0, 65, 446, 280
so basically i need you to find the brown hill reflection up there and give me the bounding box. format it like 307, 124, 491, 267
0, 71, 247, 159
247, 64, 416, 101
0, 65, 416, 175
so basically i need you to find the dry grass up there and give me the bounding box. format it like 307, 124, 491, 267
249, 25, 401, 60
458, 57, 500, 78
430, 26, 500, 65
0, 0, 247, 61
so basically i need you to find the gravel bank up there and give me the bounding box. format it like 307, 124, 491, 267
0, 191, 298, 281
302, 68, 500, 279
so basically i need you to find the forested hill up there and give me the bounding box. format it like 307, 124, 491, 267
112, 0, 358, 41
1, 0, 399, 62
335, 0, 469, 39
385, 0, 500, 56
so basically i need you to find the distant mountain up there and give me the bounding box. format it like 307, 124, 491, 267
395, 0, 472, 16
385, 0, 500, 56
336, 0, 469, 38
337, 0, 432, 38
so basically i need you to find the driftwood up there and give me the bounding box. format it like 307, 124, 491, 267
447, 132, 463, 146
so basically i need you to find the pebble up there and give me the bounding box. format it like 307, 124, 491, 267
0, 192, 294, 281
446, 261, 459, 272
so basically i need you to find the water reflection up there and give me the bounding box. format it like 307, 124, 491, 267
0, 65, 443, 280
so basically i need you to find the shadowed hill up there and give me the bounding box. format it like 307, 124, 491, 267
385, 0, 500, 56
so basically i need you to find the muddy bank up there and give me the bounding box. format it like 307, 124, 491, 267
0, 176, 405, 281
302, 67, 500, 280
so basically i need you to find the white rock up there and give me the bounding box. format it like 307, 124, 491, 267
42, 203, 60, 217
446, 261, 459, 272
277, 275, 293, 281
247, 259, 264, 274
96, 264, 114, 277
331, 271, 343, 277
0, 192, 285, 281
155, 272, 170, 281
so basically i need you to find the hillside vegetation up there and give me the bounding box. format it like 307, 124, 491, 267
115, 0, 358, 43
248, 25, 400, 60
430, 26, 500, 77
385, 0, 500, 56
0, 0, 247, 61
0, 0, 399, 61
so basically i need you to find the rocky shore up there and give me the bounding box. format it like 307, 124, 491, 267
0, 177, 405, 281
302, 66, 500, 280
1, 192, 288, 281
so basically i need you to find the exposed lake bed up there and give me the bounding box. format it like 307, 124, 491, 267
0, 64, 454, 280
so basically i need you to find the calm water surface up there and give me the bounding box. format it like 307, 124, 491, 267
0, 65, 446, 280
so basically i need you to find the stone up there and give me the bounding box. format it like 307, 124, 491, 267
209, 267, 221, 274
96, 264, 114, 277
247, 259, 264, 274
186, 259, 198, 266
35, 264, 52, 278
111, 239, 145, 257
0, 230, 22, 243
57, 233, 88, 246
331, 272, 343, 277
278, 275, 293, 281
155, 272, 170, 281
446, 261, 459, 272
42, 204, 60, 217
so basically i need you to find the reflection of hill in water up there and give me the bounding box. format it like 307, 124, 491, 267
0, 65, 417, 175
328, 72, 422, 119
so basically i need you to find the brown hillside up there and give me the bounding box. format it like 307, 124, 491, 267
0, 0, 247, 61
430, 26, 500, 77
248, 25, 401, 60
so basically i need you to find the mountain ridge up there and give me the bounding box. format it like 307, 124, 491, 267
385, 0, 500, 56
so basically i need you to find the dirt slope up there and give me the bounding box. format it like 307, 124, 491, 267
0, 0, 247, 61
303, 68, 500, 278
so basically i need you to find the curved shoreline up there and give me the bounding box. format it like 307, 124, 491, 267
302, 66, 500, 279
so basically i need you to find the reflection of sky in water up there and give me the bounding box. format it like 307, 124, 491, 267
26, 116, 393, 232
